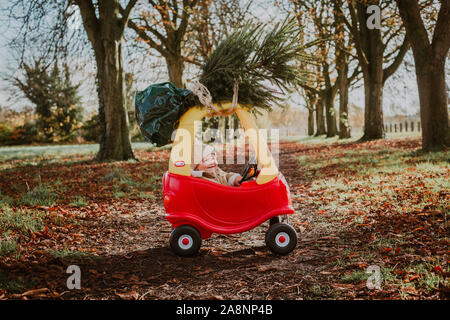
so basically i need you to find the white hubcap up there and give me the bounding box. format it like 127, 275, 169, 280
275, 232, 290, 247
179, 235, 193, 250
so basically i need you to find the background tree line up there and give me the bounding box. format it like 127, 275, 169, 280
1, 0, 448, 158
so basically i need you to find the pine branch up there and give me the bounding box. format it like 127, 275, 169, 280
199, 16, 318, 110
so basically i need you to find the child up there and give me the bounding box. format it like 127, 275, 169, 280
191, 144, 242, 186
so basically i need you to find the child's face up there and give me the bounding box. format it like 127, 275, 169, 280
196, 152, 218, 172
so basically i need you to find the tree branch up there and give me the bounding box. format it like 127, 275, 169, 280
119, 0, 138, 32
383, 35, 410, 83
177, 0, 198, 43
431, 0, 450, 59
346, 0, 368, 68
74, 0, 99, 46
127, 18, 171, 57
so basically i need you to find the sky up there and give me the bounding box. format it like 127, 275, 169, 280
0, 1, 447, 118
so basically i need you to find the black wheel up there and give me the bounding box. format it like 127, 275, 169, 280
170, 225, 202, 257
269, 217, 280, 226
265, 223, 297, 255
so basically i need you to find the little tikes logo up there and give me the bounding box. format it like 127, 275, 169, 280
175, 161, 185, 167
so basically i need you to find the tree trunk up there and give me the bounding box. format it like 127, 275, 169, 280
76, 0, 135, 162
304, 91, 316, 136
338, 53, 351, 139
361, 65, 384, 141
166, 55, 185, 88
95, 40, 134, 161
335, 0, 351, 140
396, 0, 450, 150
417, 57, 450, 150
308, 108, 315, 136
324, 89, 337, 137
359, 11, 385, 141
315, 97, 326, 136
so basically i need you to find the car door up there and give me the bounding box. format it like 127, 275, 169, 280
192, 178, 269, 225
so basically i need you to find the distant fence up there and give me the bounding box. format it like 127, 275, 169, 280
385, 121, 421, 133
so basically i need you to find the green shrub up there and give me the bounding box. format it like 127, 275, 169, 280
0, 123, 13, 145
6, 122, 39, 145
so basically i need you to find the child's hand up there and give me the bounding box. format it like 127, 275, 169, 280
234, 175, 243, 186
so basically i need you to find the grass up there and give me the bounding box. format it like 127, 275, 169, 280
308, 284, 338, 299
102, 166, 163, 198
20, 183, 56, 207
102, 167, 124, 183
0, 134, 445, 299
300, 147, 449, 217
0, 270, 32, 294
69, 196, 88, 208
280, 131, 420, 145
294, 137, 448, 297
341, 270, 370, 283
0, 189, 13, 208
49, 249, 99, 261
141, 174, 163, 192
139, 192, 156, 200
406, 261, 448, 292
0, 207, 45, 234
0, 142, 159, 170
0, 142, 153, 162
0, 237, 18, 256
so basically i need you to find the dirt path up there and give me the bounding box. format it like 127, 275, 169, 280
1, 139, 447, 300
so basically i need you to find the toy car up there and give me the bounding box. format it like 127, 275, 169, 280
163, 104, 297, 256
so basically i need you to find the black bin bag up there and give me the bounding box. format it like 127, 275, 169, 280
135, 82, 199, 146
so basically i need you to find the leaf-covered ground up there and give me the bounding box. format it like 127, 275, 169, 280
0, 136, 448, 300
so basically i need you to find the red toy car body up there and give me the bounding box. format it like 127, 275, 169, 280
163, 171, 295, 240
162, 106, 298, 256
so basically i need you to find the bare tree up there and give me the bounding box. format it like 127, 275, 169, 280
291, 0, 360, 137
125, 0, 252, 88
395, 0, 449, 150
126, 0, 199, 88
6, 0, 138, 161
334, 0, 351, 139
189, 0, 253, 59
76, 0, 138, 161
344, 0, 410, 141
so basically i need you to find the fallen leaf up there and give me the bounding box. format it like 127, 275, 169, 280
205, 295, 224, 300
257, 266, 277, 272
21, 288, 50, 297
433, 266, 443, 273
112, 273, 126, 280
116, 290, 139, 300
409, 275, 419, 281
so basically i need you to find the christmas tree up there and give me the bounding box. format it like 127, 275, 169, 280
197, 16, 317, 113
